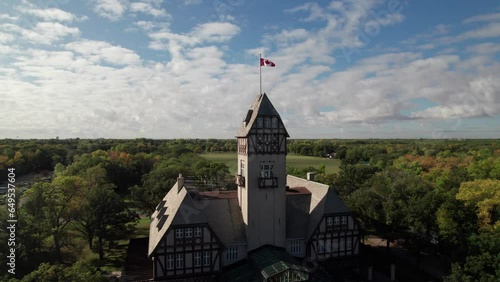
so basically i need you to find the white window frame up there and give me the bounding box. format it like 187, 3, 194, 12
240, 160, 245, 177
176, 253, 184, 268
175, 228, 183, 239
260, 163, 274, 178
166, 254, 174, 269
290, 240, 301, 254
203, 251, 210, 266
225, 246, 238, 261
194, 252, 202, 267
326, 216, 333, 226
185, 227, 193, 238
341, 215, 347, 225
194, 227, 202, 237
334, 216, 340, 226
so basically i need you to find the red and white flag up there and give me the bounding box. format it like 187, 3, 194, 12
260, 58, 276, 67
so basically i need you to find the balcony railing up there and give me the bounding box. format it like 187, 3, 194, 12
235, 175, 245, 187
258, 177, 278, 188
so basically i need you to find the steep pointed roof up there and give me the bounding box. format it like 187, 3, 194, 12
237, 93, 289, 137
148, 181, 209, 257
286, 175, 351, 240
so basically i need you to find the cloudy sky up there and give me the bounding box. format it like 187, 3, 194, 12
0, 0, 499, 139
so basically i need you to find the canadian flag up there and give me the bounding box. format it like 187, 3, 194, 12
260, 58, 276, 67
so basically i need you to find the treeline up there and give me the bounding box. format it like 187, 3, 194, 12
290, 139, 499, 281
1, 138, 499, 280
0, 139, 232, 280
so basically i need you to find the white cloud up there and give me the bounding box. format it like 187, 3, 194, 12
130, 1, 168, 17
21, 8, 76, 22
92, 0, 128, 20
0, 14, 18, 21
191, 22, 241, 42
463, 12, 500, 24
0, 22, 80, 45
65, 40, 141, 66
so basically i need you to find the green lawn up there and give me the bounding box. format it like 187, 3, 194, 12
200, 152, 340, 175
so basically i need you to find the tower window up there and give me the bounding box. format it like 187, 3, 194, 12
240, 160, 245, 177
272, 117, 278, 128
256, 118, 263, 128
264, 117, 271, 128
260, 163, 274, 178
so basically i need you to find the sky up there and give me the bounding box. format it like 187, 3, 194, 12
0, 0, 499, 139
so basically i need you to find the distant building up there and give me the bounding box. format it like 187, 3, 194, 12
147, 94, 360, 281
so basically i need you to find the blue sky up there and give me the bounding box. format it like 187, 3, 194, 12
0, 0, 499, 139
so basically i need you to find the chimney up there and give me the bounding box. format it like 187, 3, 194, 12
307, 172, 315, 181
177, 173, 184, 193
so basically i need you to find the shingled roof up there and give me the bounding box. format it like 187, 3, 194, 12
286, 175, 350, 239
148, 180, 210, 257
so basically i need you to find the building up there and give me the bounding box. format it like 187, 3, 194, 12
147, 93, 360, 281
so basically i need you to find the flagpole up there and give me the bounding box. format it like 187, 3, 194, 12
259, 53, 262, 94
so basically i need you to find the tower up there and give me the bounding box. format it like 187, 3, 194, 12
235, 93, 289, 251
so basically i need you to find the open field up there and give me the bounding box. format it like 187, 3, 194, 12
200, 152, 341, 175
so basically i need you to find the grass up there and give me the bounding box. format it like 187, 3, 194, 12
200, 152, 341, 175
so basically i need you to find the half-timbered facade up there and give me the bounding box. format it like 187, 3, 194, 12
148, 93, 360, 281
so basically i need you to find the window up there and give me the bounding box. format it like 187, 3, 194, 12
318, 240, 325, 254
256, 118, 263, 128
272, 117, 278, 128
326, 217, 333, 226
334, 216, 340, 226
340, 238, 345, 251
175, 229, 183, 239
176, 253, 184, 268
341, 216, 347, 225
347, 237, 352, 250
264, 117, 271, 128
194, 227, 202, 237
203, 251, 210, 266
226, 246, 238, 261
166, 254, 174, 269
240, 160, 245, 177
325, 239, 331, 253
185, 228, 193, 238
194, 252, 202, 267
290, 240, 301, 254
260, 163, 274, 178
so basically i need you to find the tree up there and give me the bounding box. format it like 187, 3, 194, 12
20, 260, 108, 282
22, 176, 85, 262
74, 166, 138, 260
456, 179, 500, 228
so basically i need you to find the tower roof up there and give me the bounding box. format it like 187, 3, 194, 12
236, 93, 289, 137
